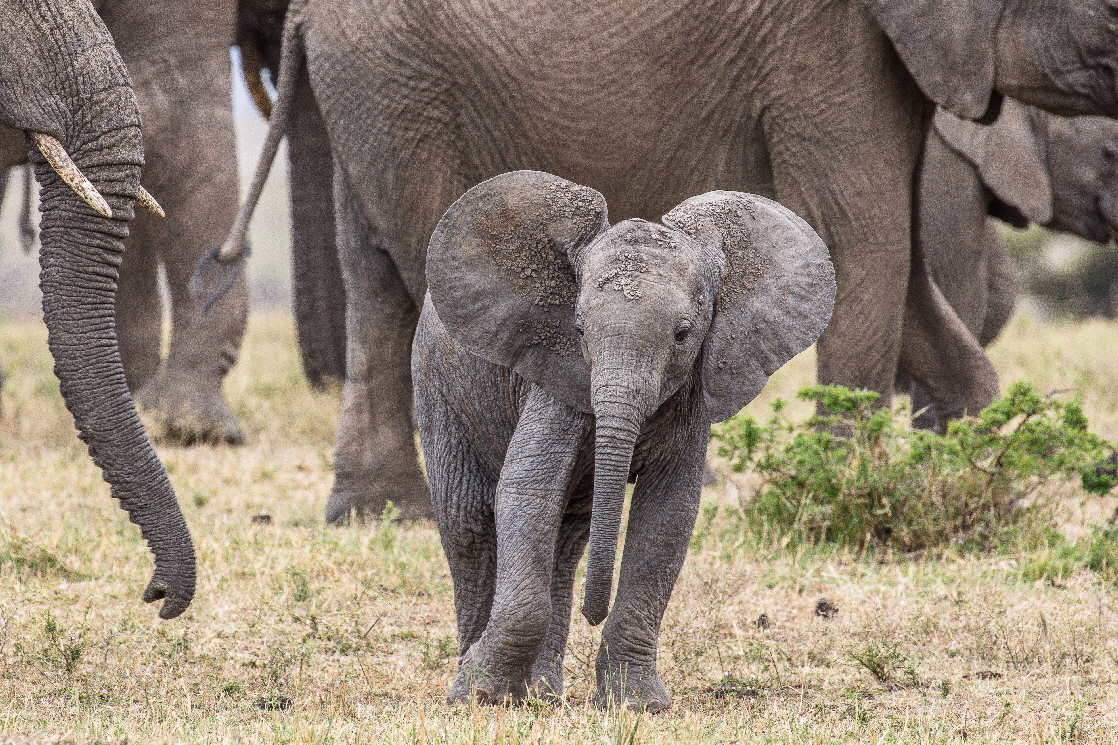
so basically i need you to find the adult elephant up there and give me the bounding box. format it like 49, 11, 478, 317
911, 102, 1118, 428
227, 0, 1118, 523
0, 0, 248, 445
1, 0, 196, 618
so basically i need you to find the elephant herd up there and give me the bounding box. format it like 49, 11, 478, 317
3, 0, 1118, 711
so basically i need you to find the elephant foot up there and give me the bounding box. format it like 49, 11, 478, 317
528, 654, 565, 702
594, 663, 671, 712
449, 648, 558, 706
325, 466, 432, 524
136, 372, 245, 446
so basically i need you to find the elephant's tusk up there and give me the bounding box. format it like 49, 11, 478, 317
137, 186, 165, 217
30, 132, 114, 219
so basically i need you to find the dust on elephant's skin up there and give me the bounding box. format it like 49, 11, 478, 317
414, 171, 834, 709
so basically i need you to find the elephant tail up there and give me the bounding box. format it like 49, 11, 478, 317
192, 7, 306, 307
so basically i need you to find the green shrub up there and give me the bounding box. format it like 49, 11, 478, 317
713, 382, 1117, 552
1017, 525, 1118, 584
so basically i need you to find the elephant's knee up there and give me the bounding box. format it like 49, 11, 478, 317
489, 594, 552, 660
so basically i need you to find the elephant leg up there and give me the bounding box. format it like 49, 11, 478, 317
289, 62, 345, 390
414, 310, 502, 656
449, 387, 590, 705
117, 28, 246, 445
326, 174, 430, 523
765, 100, 926, 409
529, 491, 592, 699
594, 428, 705, 712
907, 228, 998, 431
428, 421, 500, 661
909, 133, 996, 430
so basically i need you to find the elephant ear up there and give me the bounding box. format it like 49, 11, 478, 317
426, 170, 608, 412
864, 0, 999, 121
934, 103, 1054, 224
662, 192, 836, 423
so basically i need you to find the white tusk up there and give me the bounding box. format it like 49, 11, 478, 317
137, 186, 165, 217
30, 132, 113, 218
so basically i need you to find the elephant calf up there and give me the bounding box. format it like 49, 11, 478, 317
413, 171, 835, 710
910, 100, 1118, 428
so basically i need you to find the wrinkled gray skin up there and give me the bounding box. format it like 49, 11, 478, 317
238, 0, 1118, 524
0, 0, 196, 619
414, 172, 835, 709
913, 101, 1118, 428
0, 0, 248, 445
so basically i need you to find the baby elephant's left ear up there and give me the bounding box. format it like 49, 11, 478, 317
663, 192, 836, 422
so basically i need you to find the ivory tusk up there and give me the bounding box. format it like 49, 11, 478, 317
137, 186, 165, 217
30, 132, 113, 218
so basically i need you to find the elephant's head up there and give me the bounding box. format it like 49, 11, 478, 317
865, 0, 1118, 120
0, 0, 194, 618
427, 171, 835, 625
934, 101, 1118, 244
1042, 113, 1118, 244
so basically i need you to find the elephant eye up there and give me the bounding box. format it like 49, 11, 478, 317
674, 320, 693, 344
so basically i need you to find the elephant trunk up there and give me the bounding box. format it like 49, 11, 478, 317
581, 365, 655, 626
33, 104, 195, 618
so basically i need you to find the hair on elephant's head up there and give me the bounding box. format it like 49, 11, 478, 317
934, 101, 1118, 244
427, 170, 835, 624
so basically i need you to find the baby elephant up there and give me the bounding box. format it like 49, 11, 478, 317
413, 171, 835, 710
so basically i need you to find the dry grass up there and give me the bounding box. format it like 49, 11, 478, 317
1, 309, 1117, 743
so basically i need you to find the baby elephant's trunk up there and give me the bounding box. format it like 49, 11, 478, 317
582, 390, 644, 626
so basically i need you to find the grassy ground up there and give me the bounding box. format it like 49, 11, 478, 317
1, 310, 1118, 743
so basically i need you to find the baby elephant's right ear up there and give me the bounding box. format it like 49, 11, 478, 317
426, 170, 608, 413
663, 192, 835, 422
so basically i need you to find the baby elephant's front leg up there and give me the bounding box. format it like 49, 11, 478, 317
450, 387, 591, 704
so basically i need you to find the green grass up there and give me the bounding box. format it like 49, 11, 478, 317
0, 310, 1116, 743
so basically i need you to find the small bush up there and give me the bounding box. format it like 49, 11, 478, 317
713, 383, 1117, 552
1019, 525, 1118, 584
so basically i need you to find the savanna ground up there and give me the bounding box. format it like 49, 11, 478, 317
1, 307, 1118, 744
